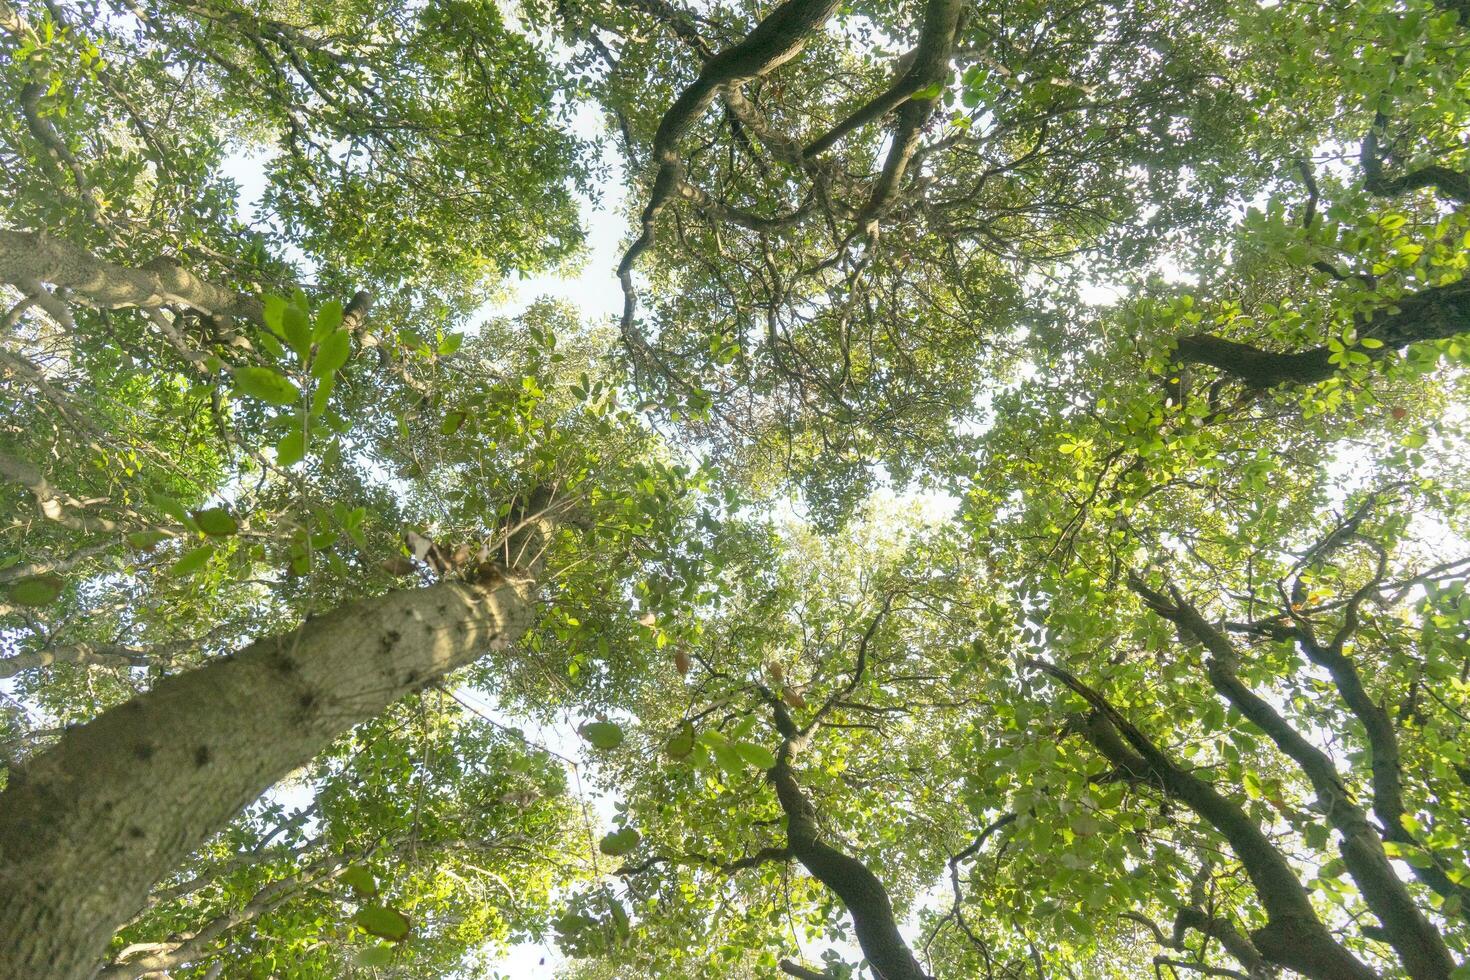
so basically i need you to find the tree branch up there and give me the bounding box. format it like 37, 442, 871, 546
1029, 658, 1375, 980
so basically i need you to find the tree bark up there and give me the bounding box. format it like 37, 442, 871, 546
765, 691, 929, 980
1131, 581, 1453, 980
0, 229, 264, 325
0, 571, 538, 979
616, 0, 841, 347
1031, 659, 1378, 980
1174, 279, 1470, 388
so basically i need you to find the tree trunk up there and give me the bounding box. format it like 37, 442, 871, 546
0, 572, 537, 979
765, 686, 929, 980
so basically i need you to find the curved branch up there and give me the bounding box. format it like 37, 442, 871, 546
1126, 577, 1453, 980
802, 0, 964, 160
1174, 279, 1470, 388
761, 681, 928, 980
1029, 658, 1376, 980
1361, 125, 1470, 204
616, 0, 841, 340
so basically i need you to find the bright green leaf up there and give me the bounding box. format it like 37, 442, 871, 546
234, 367, 301, 406
580, 721, 624, 750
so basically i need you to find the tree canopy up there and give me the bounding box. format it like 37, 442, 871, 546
1, 0, 1469, 978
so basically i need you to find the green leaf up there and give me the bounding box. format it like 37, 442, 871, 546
355, 946, 395, 967
438, 333, 464, 356
8, 573, 63, 607
580, 721, 624, 750
912, 80, 944, 100
312, 329, 351, 379
281, 303, 311, 356
355, 905, 411, 943
277, 430, 305, 467
440, 410, 467, 436
610, 899, 630, 939
170, 544, 215, 577
711, 742, 744, 774
666, 721, 696, 760
340, 866, 377, 898
312, 373, 336, 415
192, 508, 238, 537
314, 299, 343, 341
149, 493, 190, 524
234, 367, 301, 406
733, 742, 776, 769
262, 295, 287, 336
256, 330, 284, 359
126, 530, 171, 550
599, 827, 640, 857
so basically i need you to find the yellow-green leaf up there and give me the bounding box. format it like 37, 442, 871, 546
580, 721, 624, 750
234, 367, 300, 406
192, 508, 238, 537
312, 329, 351, 379
8, 573, 63, 606
355, 905, 411, 943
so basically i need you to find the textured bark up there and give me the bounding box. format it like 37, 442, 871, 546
1175, 279, 1470, 388
0, 229, 264, 324
803, 0, 965, 160
0, 573, 538, 979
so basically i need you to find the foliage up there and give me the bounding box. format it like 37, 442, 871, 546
3, 0, 1470, 977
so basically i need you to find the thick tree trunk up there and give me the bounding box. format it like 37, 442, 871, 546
771, 757, 930, 980
765, 684, 929, 980
0, 572, 537, 979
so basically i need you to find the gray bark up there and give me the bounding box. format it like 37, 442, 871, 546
0, 229, 264, 325
0, 572, 538, 979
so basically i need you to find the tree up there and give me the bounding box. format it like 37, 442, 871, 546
3, 0, 1470, 977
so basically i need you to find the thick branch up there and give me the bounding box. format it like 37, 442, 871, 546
802, 0, 964, 160
0, 229, 264, 325
1173, 908, 1275, 980
97, 846, 362, 980
1361, 125, 1470, 204
1030, 659, 1375, 980
616, 0, 841, 340
767, 705, 928, 980
0, 449, 121, 534
1129, 579, 1452, 980
1175, 279, 1470, 388
0, 642, 152, 679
